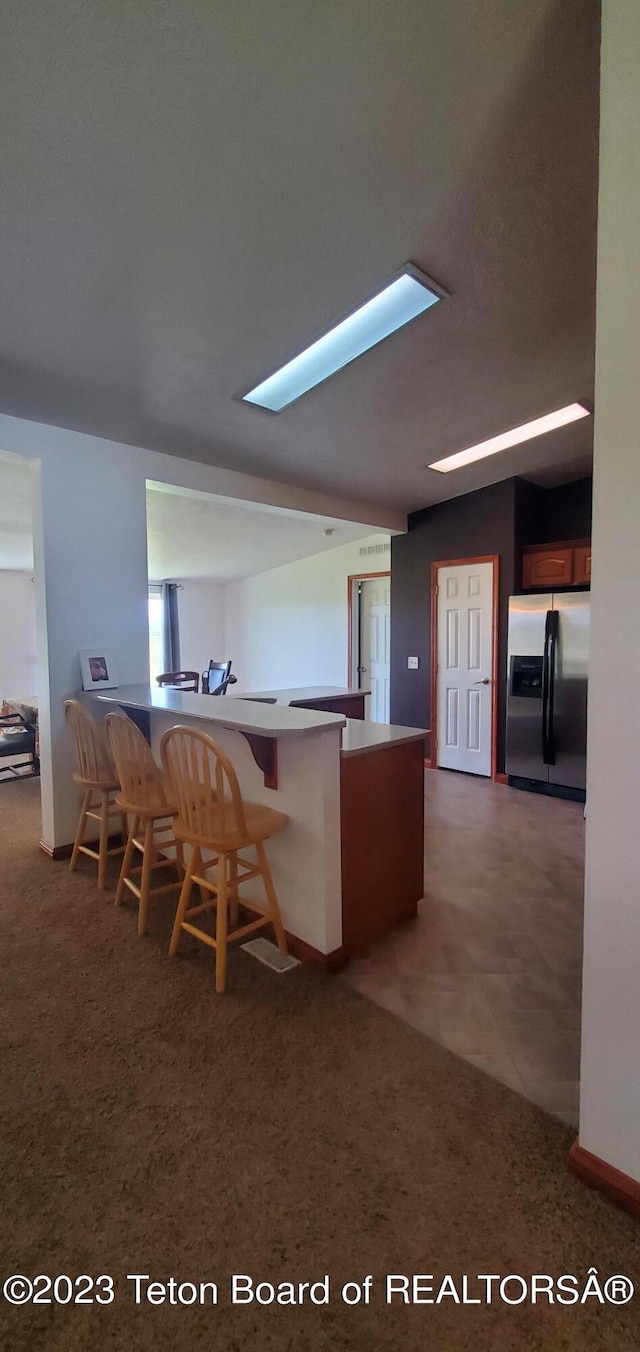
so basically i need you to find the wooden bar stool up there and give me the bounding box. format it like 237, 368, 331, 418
64, 700, 127, 890
160, 725, 289, 993
105, 712, 185, 936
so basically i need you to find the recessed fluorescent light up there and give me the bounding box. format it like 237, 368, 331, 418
242, 264, 447, 412
427, 402, 592, 473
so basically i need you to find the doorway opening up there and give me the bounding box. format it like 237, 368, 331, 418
431, 555, 499, 780
0, 451, 42, 828
348, 571, 391, 723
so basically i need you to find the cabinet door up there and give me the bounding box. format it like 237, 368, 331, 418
574, 544, 591, 585
522, 548, 574, 589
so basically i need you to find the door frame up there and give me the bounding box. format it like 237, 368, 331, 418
347, 571, 391, 688
430, 555, 500, 781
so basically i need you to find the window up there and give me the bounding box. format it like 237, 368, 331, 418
148, 585, 165, 683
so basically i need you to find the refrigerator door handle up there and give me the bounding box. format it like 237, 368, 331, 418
541, 617, 550, 763
542, 610, 559, 764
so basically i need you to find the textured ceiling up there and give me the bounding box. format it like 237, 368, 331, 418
0, 0, 599, 511
0, 456, 380, 578
145, 486, 382, 581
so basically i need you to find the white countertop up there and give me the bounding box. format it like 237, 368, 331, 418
83, 685, 427, 757
340, 719, 428, 758
239, 686, 369, 705
84, 684, 346, 739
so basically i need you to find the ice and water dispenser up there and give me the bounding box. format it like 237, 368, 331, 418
509, 655, 543, 698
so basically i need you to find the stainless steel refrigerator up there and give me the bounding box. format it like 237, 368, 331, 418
506, 592, 590, 798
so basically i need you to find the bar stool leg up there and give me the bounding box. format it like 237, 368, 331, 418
169, 848, 198, 956
138, 819, 155, 936
215, 852, 228, 993
256, 841, 288, 954
98, 792, 110, 890
116, 815, 139, 906
229, 852, 239, 928
174, 836, 185, 879
70, 789, 91, 873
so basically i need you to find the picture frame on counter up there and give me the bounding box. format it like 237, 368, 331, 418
79, 649, 118, 691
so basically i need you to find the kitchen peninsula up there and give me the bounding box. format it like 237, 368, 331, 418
238, 685, 368, 719
83, 685, 427, 965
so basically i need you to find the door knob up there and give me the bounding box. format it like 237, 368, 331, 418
474, 678, 490, 685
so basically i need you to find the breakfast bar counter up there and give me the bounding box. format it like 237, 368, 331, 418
239, 685, 369, 719
83, 685, 427, 964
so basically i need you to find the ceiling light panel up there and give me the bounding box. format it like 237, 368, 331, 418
428, 402, 591, 473
243, 265, 447, 412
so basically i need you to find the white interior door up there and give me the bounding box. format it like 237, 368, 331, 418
359, 577, 390, 723
436, 561, 494, 775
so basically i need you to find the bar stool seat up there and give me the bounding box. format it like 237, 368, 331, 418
105, 712, 185, 936
160, 725, 289, 993
64, 700, 127, 889
184, 798, 288, 852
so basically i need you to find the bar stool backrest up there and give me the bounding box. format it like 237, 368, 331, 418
105, 712, 172, 813
64, 699, 116, 787
160, 725, 247, 845
157, 671, 200, 692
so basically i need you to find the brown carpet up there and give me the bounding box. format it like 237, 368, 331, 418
1, 780, 638, 1352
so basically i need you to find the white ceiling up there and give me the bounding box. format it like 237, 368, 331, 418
145, 485, 381, 581
0, 456, 381, 578
0, 0, 599, 512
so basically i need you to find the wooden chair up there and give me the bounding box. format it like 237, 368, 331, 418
0, 712, 39, 782
157, 671, 200, 693
64, 700, 127, 889
105, 712, 185, 936
160, 725, 289, 992
201, 660, 234, 695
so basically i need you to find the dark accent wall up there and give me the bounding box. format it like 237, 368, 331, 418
390, 480, 517, 771
390, 474, 593, 773
516, 476, 592, 548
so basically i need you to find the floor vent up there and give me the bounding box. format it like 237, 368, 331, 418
241, 938, 300, 973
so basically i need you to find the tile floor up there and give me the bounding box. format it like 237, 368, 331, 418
343, 769, 585, 1126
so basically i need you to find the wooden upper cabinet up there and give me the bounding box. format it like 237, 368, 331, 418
522, 546, 575, 590
573, 544, 592, 585
521, 538, 591, 589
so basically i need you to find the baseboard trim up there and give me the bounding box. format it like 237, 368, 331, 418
284, 931, 349, 972
39, 839, 57, 859
567, 1142, 640, 1219
40, 832, 125, 862
224, 906, 349, 973
494, 772, 509, 785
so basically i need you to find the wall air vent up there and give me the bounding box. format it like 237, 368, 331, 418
359, 542, 391, 557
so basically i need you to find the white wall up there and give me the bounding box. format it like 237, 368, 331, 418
176, 579, 226, 675
0, 413, 403, 848
31, 447, 150, 847
0, 570, 37, 699
579, 0, 640, 1182
224, 535, 390, 693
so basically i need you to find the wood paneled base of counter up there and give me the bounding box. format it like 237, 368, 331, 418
340, 739, 424, 952
567, 1142, 640, 1219
294, 694, 366, 720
